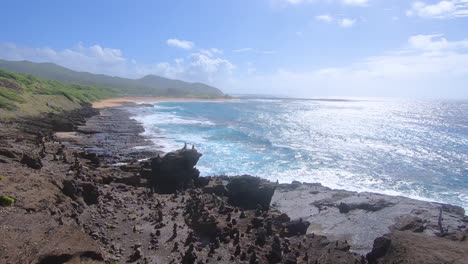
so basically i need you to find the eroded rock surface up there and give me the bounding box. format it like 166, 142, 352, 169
271, 183, 467, 255
1, 103, 466, 264
149, 145, 202, 193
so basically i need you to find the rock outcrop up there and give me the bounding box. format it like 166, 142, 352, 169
226, 175, 277, 210
20, 153, 43, 169
149, 145, 202, 193
62, 179, 99, 206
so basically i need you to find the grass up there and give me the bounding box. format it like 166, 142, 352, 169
0, 68, 119, 118
0, 195, 15, 206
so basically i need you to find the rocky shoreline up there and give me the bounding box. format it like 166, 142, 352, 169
0, 103, 467, 264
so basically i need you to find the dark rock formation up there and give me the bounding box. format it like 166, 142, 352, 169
226, 175, 276, 210
366, 236, 391, 264
393, 215, 426, 232
149, 145, 202, 193
62, 179, 99, 205
338, 199, 394, 213
202, 179, 228, 196
0, 148, 17, 159
20, 153, 43, 169
282, 219, 311, 237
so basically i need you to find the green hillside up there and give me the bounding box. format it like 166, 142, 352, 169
0, 68, 117, 119
0, 60, 225, 98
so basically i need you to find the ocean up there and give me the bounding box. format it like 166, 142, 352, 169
129, 98, 468, 210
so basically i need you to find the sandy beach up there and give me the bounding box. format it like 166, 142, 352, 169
92, 96, 235, 108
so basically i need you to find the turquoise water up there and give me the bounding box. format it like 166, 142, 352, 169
130, 99, 468, 210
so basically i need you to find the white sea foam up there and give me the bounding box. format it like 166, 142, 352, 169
128, 99, 468, 211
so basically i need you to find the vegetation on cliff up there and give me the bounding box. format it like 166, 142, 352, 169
0, 59, 225, 98
0, 68, 117, 118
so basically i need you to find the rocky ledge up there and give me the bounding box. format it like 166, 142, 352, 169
0, 103, 466, 264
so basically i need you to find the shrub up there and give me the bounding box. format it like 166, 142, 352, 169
0, 195, 15, 206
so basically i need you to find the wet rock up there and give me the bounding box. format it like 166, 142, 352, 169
226, 175, 276, 210
149, 145, 202, 193
366, 236, 391, 264
20, 153, 43, 169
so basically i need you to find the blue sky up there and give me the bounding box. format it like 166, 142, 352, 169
1, 0, 468, 98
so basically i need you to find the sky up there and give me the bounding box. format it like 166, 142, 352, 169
1, 0, 468, 99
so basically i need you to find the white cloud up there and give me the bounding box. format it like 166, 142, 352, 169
0, 43, 127, 76
316, 15, 357, 27
166, 38, 194, 50
232, 48, 277, 54
406, 0, 468, 18
199, 48, 223, 56
224, 34, 468, 98
278, 0, 369, 6
339, 18, 356, 27
233, 48, 254, 53
262, 50, 277, 54
0, 42, 234, 85
315, 14, 334, 23
188, 52, 235, 76
408, 34, 468, 51
341, 0, 369, 6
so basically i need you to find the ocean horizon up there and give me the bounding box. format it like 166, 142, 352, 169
129, 98, 468, 211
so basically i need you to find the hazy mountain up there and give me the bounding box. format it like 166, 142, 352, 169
0, 59, 225, 98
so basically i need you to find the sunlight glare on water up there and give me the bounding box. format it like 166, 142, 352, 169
129, 98, 468, 210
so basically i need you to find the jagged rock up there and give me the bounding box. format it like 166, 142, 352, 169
366, 236, 391, 264
119, 163, 141, 172
62, 179, 99, 205
79, 151, 100, 165
202, 179, 228, 196
149, 146, 202, 193
226, 175, 276, 210
338, 199, 394, 213
282, 219, 310, 237
441, 204, 466, 217
20, 153, 43, 169
114, 175, 142, 187
393, 215, 426, 232
0, 148, 17, 159
251, 217, 264, 229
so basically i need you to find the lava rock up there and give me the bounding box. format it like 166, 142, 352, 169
393, 215, 425, 233
149, 145, 202, 193
226, 175, 277, 210
0, 148, 17, 159
62, 179, 99, 205
202, 179, 228, 196
20, 153, 43, 169
338, 199, 394, 213
366, 236, 392, 264
282, 219, 310, 237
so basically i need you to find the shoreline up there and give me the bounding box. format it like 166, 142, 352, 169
0, 104, 466, 263
114, 103, 467, 252
92, 96, 237, 109
118, 102, 468, 212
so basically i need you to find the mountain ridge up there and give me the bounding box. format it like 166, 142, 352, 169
0, 59, 225, 98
